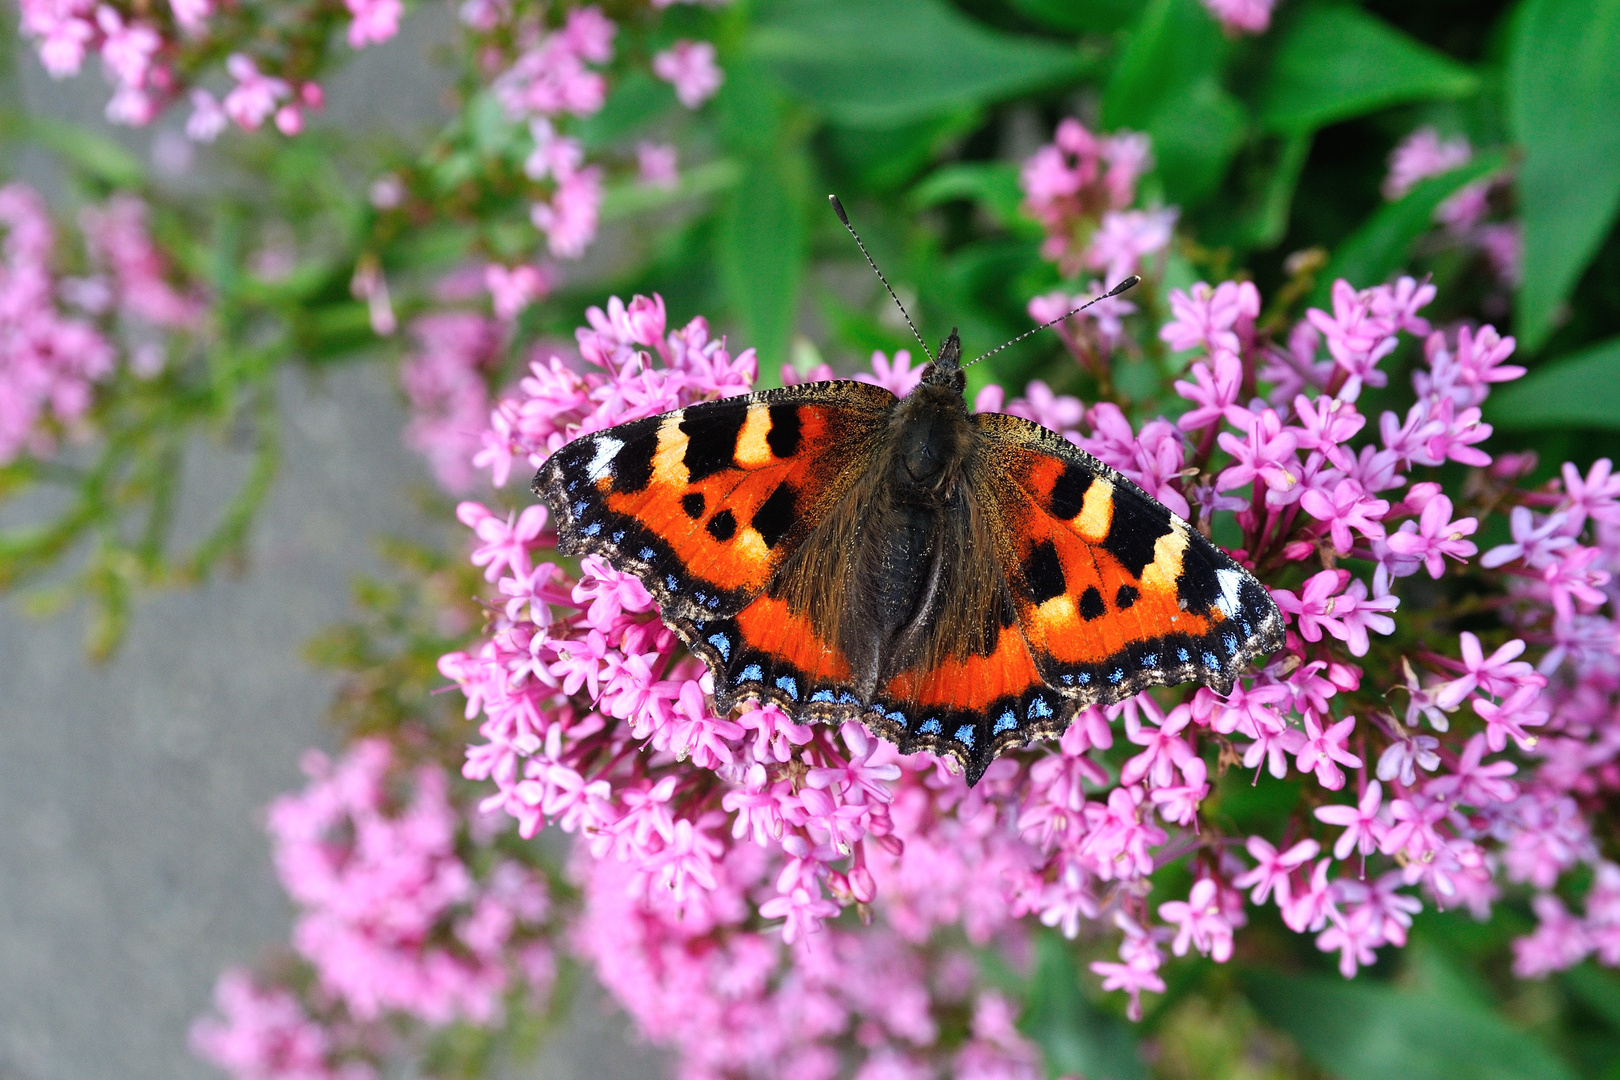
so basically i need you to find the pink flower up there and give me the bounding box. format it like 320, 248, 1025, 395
531, 167, 603, 259
1233, 836, 1319, 906
185, 89, 228, 142
1301, 478, 1389, 555
346, 0, 402, 47
652, 40, 723, 109
1085, 207, 1177, 283
1173, 350, 1245, 431
1159, 280, 1258, 355
1384, 127, 1472, 200
1201, 0, 1276, 35
1314, 781, 1385, 863
1513, 895, 1591, 978
1271, 569, 1350, 643
636, 141, 679, 188
484, 263, 552, 321
223, 54, 291, 131
1158, 879, 1236, 962
1385, 494, 1478, 578
1216, 408, 1300, 499
1471, 685, 1548, 753
857, 348, 926, 397
1293, 712, 1362, 790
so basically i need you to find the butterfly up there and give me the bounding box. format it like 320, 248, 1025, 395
532, 200, 1284, 786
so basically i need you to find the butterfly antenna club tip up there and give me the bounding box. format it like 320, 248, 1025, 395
965, 276, 1143, 368
827, 193, 933, 364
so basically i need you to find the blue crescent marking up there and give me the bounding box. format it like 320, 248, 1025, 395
573, 502, 589, 517
836, 691, 858, 705
1077, 672, 1092, 685
810, 689, 835, 703
1203, 652, 1219, 667
611, 529, 626, 543
1028, 696, 1053, 720
639, 547, 657, 560
666, 575, 679, 590
1140, 653, 1158, 668
582, 522, 602, 536
887, 709, 907, 725
774, 675, 799, 700
1178, 647, 1190, 662
992, 710, 1017, 734
954, 724, 976, 748
1108, 668, 1125, 684
740, 663, 764, 682
706, 633, 731, 661
1223, 633, 1239, 654
919, 717, 941, 734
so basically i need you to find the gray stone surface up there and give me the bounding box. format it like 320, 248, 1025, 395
0, 12, 666, 1080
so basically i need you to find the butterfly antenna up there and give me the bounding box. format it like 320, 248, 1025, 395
829, 194, 933, 364
963, 275, 1142, 369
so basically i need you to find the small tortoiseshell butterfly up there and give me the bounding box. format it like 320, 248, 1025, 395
533, 198, 1283, 785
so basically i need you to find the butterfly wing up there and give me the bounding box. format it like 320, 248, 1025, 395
972, 411, 1285, 703
534, 380, 896, 624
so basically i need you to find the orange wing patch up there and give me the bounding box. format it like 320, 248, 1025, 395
536, 383, 895, 621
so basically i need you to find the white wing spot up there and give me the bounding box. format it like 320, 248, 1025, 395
1214, 568, 1245, 619
586, 436, 623, 480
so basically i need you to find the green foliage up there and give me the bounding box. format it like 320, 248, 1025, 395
1488, 334, 1620, 430
1508, 0, 1620, 352
1245, 969, 1575, 1080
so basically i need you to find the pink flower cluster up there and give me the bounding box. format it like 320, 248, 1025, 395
1384, 126, 1520, 288
1019, 117, 1168, 280
190, 739, 557, 1080
0, 184, 116, 463
491, 7, 617, 259
426, 270, 1620, 1059
400, 312, 501, 493
18, 0, 346, 134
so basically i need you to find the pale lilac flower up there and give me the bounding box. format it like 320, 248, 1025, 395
223, 54, 291, 131
1301, 478, 1389, 555
1481, 506, 1575, 569
1384, 127, 1472, 200
1201, 0, 1275, 34
1513, 895, 1592, 978
1216, 408, 1300, 499
1085, 207, 1177, 283
1472, 686, 1548, 753
857, 349, 926, 397
186, 89, 228, 142
636, 142, 679, 188
1173, 350, 1245, 431
1376, 729, 1440, 786
653, 40, 723, 108
484, 263, 552, 321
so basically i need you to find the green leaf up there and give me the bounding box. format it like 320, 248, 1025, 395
1487, 334, 1620, 430
1258, 2, 1479, 134
1311, 150, 1506, 303
25, 116, 144, 189
1008, 0, 1138, 34
1102, 0, 1247, 207
1508, 0, 1620, 352
1245, 971, 1575, 1080
600, 158, 742, 221
826, 109, 983, 193
911, 162, 1027, 230
749, 0, 1092, 127
1021, 933, 1145, 1080
719, 150, 807, 374
578, 71, 677, 151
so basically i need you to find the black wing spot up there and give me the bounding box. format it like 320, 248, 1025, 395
1023, 540, 1066, 605
1116, 584, 1139, 609
1177, 533, 1224, 614
766, 403, 801, 459
610, 431, 658, 494
1079, 586, 1106, 621
1102, 495, 1172, 578
681, 492, 706, 519
681, 401, 748, 483
752, 484, 797, 549
706, 509, 737, 541
1049, 463, 1093, 520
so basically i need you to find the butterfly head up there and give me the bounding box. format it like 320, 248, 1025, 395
919, 328, 966, 396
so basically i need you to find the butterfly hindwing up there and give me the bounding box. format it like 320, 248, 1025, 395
972, 412, 1284, 704
535, 381, 896, 621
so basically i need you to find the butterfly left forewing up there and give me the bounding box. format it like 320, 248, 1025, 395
535, 381, 896, 621
971, 411, 1284, 705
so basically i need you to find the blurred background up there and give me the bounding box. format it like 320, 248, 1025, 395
2, 0, 1620, 1078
